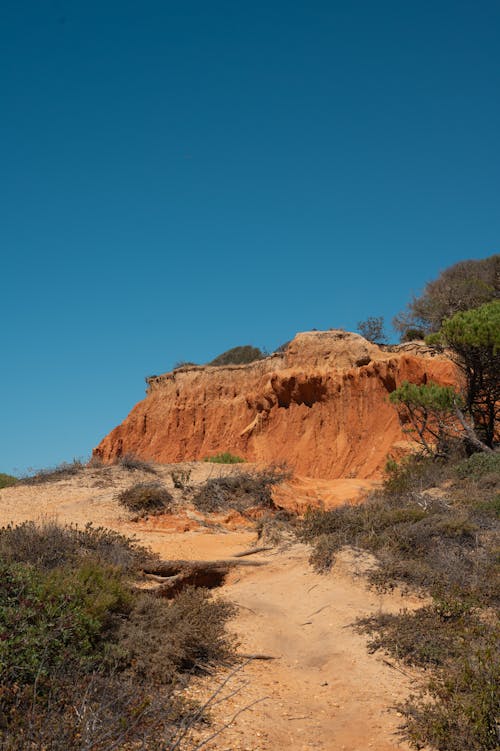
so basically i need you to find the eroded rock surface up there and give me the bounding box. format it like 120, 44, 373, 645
94, 330, 458, 478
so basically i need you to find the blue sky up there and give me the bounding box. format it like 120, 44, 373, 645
1, 0, 499, 475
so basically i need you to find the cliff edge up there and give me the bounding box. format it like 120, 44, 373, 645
94, 330, 458, 479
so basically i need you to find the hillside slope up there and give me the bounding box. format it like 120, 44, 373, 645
94, 330, 458, 479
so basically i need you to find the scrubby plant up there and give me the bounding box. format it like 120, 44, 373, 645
0, 472, 17, 488
20, 459, 85, 484
117, 453, 158, 474
118, 482, 174, 515
401, 327, 426, 342
357, 316, 387, 344
193, 467, 289, 514
256, 509, 298, 546
393, 253, 499, 337
204, 452, 245, 464
209, 345, 264, 366
389, 381, 466, 457
427, 301, 500, 449
0, 520, 156, 572
173, 360, 198, 369
274, 340, 291, 353
170, 468, 192, 489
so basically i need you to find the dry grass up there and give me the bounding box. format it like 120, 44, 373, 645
117, 482, 174, 515
192, 466, 290, 514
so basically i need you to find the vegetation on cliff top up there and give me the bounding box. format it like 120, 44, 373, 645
208, 344, 264, 366
393, 253, 499, 338
0, 472, 17, 488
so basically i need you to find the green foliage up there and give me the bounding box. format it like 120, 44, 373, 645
403, 635, 500, 751
439, 300, 500, 351
0, 472, 17, 488
454, 452, 500, 480
389, 381, 463, 456
393, 253, 499, 337
203, 452, 246, 464
401, 327, 426, 342
389, 381, 460, 412
209, 345, 264, 366
0, 561, 131, 684
357, 315, 387, 344
431, 301, 500, 447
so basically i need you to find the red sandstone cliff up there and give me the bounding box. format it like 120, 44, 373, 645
94, 331, 458, 479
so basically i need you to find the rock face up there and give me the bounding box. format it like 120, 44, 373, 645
94, 330, 458, 479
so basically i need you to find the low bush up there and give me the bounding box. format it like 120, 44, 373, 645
402, 630, 500, 751
0, 472, 17, 488
116, 587, 237, 682
204, 452, 245, 464
20, 459, 85, 484
170, 468, 192, 489
0, 521, 236, 750
0, 520, 156, 572
173, 361, 198, 369
193, 466, 289, 514
116, 453, 158, 474
256, 509, 298, 546
454, 451, 500, 481
118, 482, 174, 515
356, 598, 483, 668
208, 345, 264, 367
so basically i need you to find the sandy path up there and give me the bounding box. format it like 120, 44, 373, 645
187, 544, 418, 751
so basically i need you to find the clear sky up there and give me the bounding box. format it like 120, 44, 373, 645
1, 0, 499, 475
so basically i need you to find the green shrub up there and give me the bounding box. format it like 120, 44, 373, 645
209, 345, 264, 366
454, 452, 500, 480
356, 598, 482, 668
402, 632, 500, 751
118, 482, 174, 515
203, 452, 245, 464
0, 472, 17, 489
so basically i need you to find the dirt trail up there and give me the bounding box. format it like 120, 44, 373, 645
187, 543, 417, 751
0, 464, 420, 751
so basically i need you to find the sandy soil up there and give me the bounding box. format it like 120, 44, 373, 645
0, 463, 421, 751
182, 544, 419, 751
